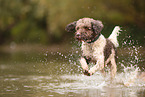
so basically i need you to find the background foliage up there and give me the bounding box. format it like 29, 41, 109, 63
0, 0, 145, 45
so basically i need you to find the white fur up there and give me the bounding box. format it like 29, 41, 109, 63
80, 31, 118, 78
82, 34, 106, 60
80, 57, 88, 70
110, 49, 117, 79
108, 26, 121, 47
81, 35, 106, 75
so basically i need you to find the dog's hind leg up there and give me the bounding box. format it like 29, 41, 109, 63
100, 68, 106, 77
110, 50, 117, 80
110, 58, 117, 80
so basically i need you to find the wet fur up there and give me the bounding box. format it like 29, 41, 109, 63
66, 18, 118, 79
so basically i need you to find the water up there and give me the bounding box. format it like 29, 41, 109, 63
0, 39, 145, 97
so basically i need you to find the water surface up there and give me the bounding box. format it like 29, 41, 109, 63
0, 44, 145, 97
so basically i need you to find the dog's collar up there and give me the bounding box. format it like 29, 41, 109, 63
87, 33, 101, 43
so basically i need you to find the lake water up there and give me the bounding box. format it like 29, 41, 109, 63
0, 43, 145, 97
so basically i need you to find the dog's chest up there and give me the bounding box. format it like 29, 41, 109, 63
81, 35, 106, 60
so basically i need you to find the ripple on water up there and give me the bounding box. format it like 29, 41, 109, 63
33, 67, 145, 95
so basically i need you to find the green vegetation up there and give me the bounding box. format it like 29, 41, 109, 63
0, 0, 145, 45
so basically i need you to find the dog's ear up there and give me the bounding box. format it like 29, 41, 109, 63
65, 21, 76, 32
91, 20, 104, 34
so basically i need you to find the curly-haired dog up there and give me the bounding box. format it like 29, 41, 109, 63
65, 18, 121, 79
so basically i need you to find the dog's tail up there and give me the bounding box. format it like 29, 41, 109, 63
108, 26, 121, 47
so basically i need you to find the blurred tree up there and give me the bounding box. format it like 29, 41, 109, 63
0, 0, 144, 45
0, 0, 49, 44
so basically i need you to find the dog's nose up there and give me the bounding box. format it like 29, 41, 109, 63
76, 33, 81, 36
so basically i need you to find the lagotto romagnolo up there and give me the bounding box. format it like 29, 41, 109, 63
65, 18, 121, 79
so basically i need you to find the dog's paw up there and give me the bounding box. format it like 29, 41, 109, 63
83, 70, 93, 76
83, 70, 90, 76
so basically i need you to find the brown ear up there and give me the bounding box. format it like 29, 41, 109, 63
65, 21, 76, 32
91, 20, 104, 34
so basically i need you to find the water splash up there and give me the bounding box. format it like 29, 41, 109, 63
40, 33, 145, 90
32, 39, 145, 95
116, 64, 140, 87
120, 35, 143, 66
117, 35, 145, 87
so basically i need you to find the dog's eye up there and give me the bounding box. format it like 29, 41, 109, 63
76, 27, 79, 30
84, 26, 91, 30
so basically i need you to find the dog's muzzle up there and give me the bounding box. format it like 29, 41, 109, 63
75, 33, 87, 42
75, 33, 81, 40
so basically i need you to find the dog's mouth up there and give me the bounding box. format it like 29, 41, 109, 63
75, 36, 83, 42
75, 33, 100, 43
75, 35, 90, 42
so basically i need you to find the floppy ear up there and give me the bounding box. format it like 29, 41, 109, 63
91, 20, 104, 34
65, 21, 76, 32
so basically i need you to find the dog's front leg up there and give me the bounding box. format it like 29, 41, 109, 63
80, 57, 91, 76
89, 57, 104, 76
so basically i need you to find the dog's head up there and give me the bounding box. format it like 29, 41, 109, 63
65, 18, 104, 43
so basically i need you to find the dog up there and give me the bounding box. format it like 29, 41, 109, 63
65, 18, 121, 79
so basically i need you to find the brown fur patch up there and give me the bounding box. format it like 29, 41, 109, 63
104, 39, 117, 62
